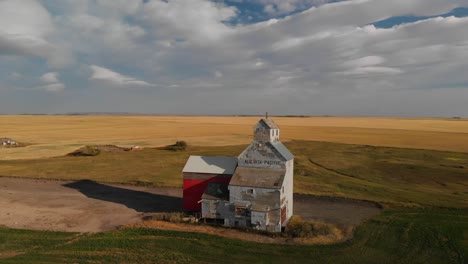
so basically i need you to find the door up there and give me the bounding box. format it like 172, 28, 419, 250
281, 205, 287, 225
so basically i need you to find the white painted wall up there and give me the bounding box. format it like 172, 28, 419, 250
228, 185, 280, 204
282, 159, 294, 223
251, 211, 267, 229
237, 142, 286, 169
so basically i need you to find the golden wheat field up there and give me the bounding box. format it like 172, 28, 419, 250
0, 115, 467, 160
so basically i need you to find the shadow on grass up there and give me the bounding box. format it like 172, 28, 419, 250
63, 180, 182, 213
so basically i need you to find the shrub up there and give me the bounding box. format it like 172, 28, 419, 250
146, 212, 192, 223
286, 215, 334, 238
164, 141, 187, 151
68, 145, 101, 156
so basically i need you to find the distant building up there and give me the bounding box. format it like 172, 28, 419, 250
182, 117, 294, 232
131, 146, 144, 151
1, 138, 17, 146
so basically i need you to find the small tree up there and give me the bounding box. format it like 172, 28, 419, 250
175, 141, 187, 149
164, 141, 187, 151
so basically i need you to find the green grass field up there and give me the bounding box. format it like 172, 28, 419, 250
1, 208, 466, 263
1, 140, 467, 263
1, 140, 467, 207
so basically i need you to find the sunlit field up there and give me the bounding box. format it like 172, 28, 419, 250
1, 115, 467, 160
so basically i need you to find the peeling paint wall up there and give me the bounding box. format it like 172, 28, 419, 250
226, 186, 282, 229
229, 186, 280, 205
201, 200, 227, 219
251, 211, 268, 229
237, 143, 286, 169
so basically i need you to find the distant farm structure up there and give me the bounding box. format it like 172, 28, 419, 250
1, 138, 18, 147
182, 117, 294, 232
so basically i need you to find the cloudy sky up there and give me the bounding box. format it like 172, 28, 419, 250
1, 0, 467, 116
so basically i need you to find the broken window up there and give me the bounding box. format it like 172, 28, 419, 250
235, 207, 247, 216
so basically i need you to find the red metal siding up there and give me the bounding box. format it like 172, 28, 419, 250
183, 174, 231, 211
281, 205, 287, 226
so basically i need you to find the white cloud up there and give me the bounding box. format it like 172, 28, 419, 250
0, 0, 53, 37
89, 65, 154, 87
339, 66, 403, 76
40, 72, 59, 84
35, 83, 65, 93
0, 0, 70, 67
342, 56, 386, 68
35, 72, 65, 93
142, 0, 238, 43
214, 71, 223, 78
2, 0, 468, 115
10, 72, 22, 80
258, 0, 338, 15
264, 4, 277, 14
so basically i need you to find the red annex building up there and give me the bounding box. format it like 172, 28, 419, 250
182, 156, 238, 211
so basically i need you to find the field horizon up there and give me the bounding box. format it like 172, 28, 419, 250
1, 115, 468, 160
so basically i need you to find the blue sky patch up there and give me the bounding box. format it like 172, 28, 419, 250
373, 7, 468, 28
223, 0, 347, 25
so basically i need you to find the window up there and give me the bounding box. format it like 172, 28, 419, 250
247, 189, 254, 195
235, 207, 247, 216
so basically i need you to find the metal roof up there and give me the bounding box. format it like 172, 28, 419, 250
258, 118, 279, 129
229, 167, 286, 189
182, 156, 238, 174
202, 182, 229, 200
268, 141, 294, 161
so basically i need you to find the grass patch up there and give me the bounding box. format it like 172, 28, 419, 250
0, 208, 466, 263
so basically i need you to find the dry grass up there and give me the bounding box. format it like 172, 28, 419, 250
1, 115, 468, 160
126, 220, 344, 245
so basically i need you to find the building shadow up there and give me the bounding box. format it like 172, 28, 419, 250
63, 180, 182, 213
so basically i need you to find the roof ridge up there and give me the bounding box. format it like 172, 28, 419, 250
259, 118, 279, 129
268, 141, 294, 161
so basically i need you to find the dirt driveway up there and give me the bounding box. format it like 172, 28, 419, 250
0, 177, 380, 232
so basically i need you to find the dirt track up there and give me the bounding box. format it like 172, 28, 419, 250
0, 177, 380, 233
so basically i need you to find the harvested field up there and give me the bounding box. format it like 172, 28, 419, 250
0, 115, 467, 160
0, 177, 379, 234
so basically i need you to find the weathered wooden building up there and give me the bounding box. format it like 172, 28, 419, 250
182, 117, 294, 232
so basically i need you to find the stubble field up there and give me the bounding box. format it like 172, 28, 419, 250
1, 115, 468, 160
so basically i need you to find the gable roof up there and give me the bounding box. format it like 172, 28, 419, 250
229, 167, 286, 189
258, 118, 279, 129
182, 156, 238, 174
268, 141, 294, 161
